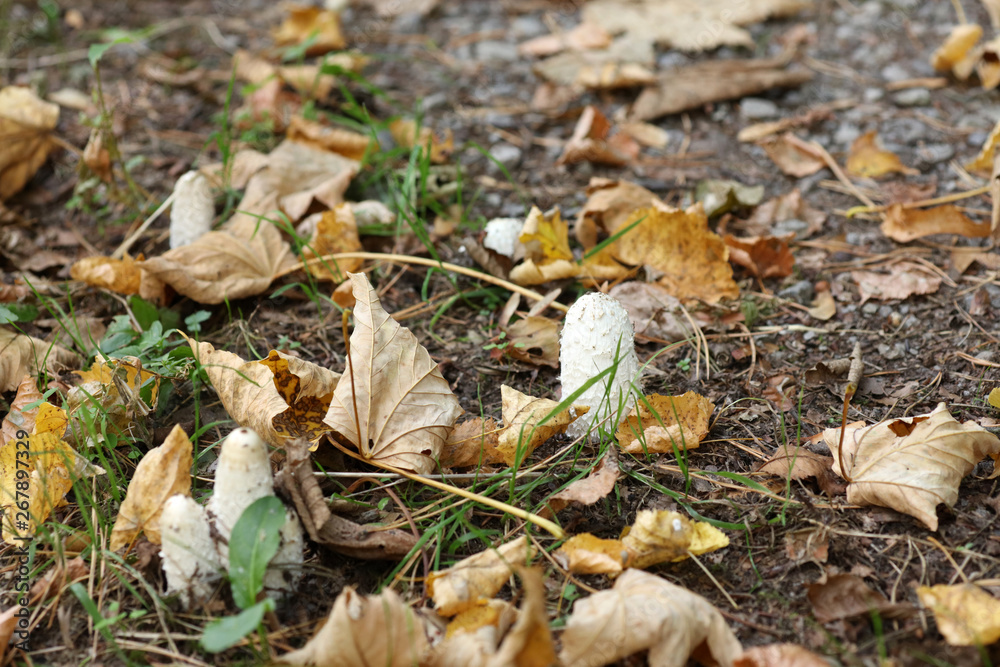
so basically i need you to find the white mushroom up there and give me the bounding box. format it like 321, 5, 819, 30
169, 171, 214, 249
560, 292, 641, 440
483, 217, 524, 259
160, 495, 222, 609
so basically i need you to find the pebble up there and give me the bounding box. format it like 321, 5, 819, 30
881, 63, 910, 83
740, 97, 780, 120
881, 118, 930, 145
476, 41, 519, 61
511, 15, 546, 38
916, 143, 954, 166
862, 303, 880, 315
778, 280, 814, 304
834, 122, 861, 145
892, 88, 931, 107
863, 88, 885, 103
488, 143, 523, 169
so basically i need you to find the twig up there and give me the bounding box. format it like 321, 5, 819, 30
845, 184, 992, 217
687, 551, 738, 609
112, 192, 175, 259
807, 140, 876, 208
927, 536, 970, 583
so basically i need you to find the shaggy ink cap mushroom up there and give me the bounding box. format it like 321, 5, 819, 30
169, 171, 214, 249
483, 217, 524, 259
160, 494, 222, 609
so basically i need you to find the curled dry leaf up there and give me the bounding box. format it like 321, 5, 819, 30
807, 282, 836, 320
917, 583, 1000, 646
615, 392, 714, 455
287, 115, 374, 161
575, 178, 661, 249
559, 105, 639, 167
758, 132, 826, 178
742, 188, 826, 238
852, 261, 942, 303
70, 254, 143, 295
483, 567, 556, 667
545, 446, 619, 515
498, 385, 583, 465
724, 233, 795, 279
191, 342, 340, 449
758, 445, 843, 496
1, 375, 42, 447
559, 568, 742, 667
519, 22, 612, 57
608, 281, 691, 343
428, 536, 532, 617
279, 587, 431, 667
0, 86, 59, 200
324, 273, 463, 474
441, 417, 505, 468
556, 533, 630, 575
845, 131, 918, 179
734, 643, 831, 667
823, 403, 1000, 530
390, 118, 454, 164
302, 204, 363, 282
807, 573, 914, 623
501, 316, 560, 368
110, 424, 192, 550
0, 328, 79, 393
425, 600, 516, 667
622, 509, 729, 569
880, 203, 990, 242
272, 5, 346, 55
966, 119, 1000, 174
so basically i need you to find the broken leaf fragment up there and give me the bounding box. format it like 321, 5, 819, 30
428, 536, 532, 617
0, 86, 60, 200
110, 424, 192, 550
823, 403, 1000, 530
301, 204, 363, 282
845, 131, 918, 179
545, 447, 618, 515
917, 583, 1000, 646
323, 273, 463, 474
558, 568, 742, 667
807, 573, 914, 623
852, 261, 942, 303
724, 233, 795, 280
615, 392, 714, 455
272, 4, 346, 56
559, 105, 639, 167
622, 509, 729, 569
0, 328, 78, 393
880, 204, 990, 242
497, 385, 583, 465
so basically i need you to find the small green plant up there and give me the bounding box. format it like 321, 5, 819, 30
200, 495, 286, 653
676, 357, 691, 372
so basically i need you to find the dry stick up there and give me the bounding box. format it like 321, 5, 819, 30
927, 536, 971, 583
950, 0, 968, 24
112, 191, 176, 259
837, 342, 864, 482
687, 551, 738, 609
809, 140, 877, 209
845, 184, 992, 217
279, 252, 569, 313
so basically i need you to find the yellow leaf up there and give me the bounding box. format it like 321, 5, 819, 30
930, 23, 983, 73
70, 254, 143, 295
497, 385, 584, 465
555, 533, 627, 575
518, 206, 573, 263
622, 509, 728, 569
110, 424, 192, 550
615, 392, 714, 455
0, 86, 59, 200
302, 204, 363, 282
389, 118, 454, 164
917, 584, 1000, 646
272, 4, 346, 56
427, 536, 532, 617
845, 131, 918, 179
967, 118, 1000, 174
989, 387, 1000, 409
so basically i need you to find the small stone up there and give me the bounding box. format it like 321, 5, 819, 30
511, 15, 546, 38
778, 279, 814, 305
834, 122, 861, 146
863, 87, 884, 103
892, 88, 931, 107
880, 63, 910, 82
489, 143, 522, 169
862, 303, 880, 315
740, 97, 779, 120
916, 143, 954, 166
419, 92, 449, 113
772, 218, 812, 239
476, 41, 519, 62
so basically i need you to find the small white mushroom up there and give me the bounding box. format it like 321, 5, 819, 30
560, 292, 641, 440
483, 217, 524, 259
160, 495, 222, 609
169, 171, 214, 249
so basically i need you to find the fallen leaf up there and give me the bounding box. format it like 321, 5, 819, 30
275, 439, 419, 559
615, 392, 714, 455
428, 536, 532, 616
302, 204, 363, 282
497, 385, 581, 465
324, 273, 463, 474
724, 234, 795, 279
0, 328, 79, 393
1, 375, 42, 447
622, 509, 729, 569
272, 5, 346, 56
742, 189, 826, 238
501, 316, 560, 368
390, 118, 454, 164
852, 261, 942, 303
556, 533, 629, 575
583, 0, 811, 53
545, 447, 618, 515
608, 281, 692, 343
783, 527, 830, 566
917, 583, 1000, 646
66, 357, 160, 447
519, 22, 612, 57
532, 39, 655, 89
735, 643, 832, 666
287, 115, 375, 161
763, 373, 796, 412
279, 587, 431, 666
0, 606, 17, 661
0, 86, 60, 200
845, 131, 918, 179
880, 204, 990, 242
758, 445, 843, 496
759, 133, 827, 177
29, 557, 89, 604
70, 254, 143, 295
278, 64, 339, 102
559, 105, 639, 166
823, 403, 1000, 530
558, 568, 742, 667
620, 121, 669, 149
82, 128, 111, 182
109, 424, 192, 550
192, 343, 339, 448
484, 568, 557, 667
930, 24, 983, 73
807, 282, 836, 320
441, 417, 505, 468
967, 118, 1000, 173
575, 178, 661, 249
632, 58, 812, 121
807, 573, 913, 623
695, 179, 765, 218
509, 207, 580, 285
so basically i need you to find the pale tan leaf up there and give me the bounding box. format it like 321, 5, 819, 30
502, 316, 560, 368
735, 643, 833, 667
880, 204, 990, 242
279, 587, 431, 667
0, 86, 59, 200
487, 568, 556, 667
558, 569, 742, 667
0, 328, 79, 393
324, 273, 463, 474
546, 447, 619, 515
559, 106, 639, 167
917, 584, 1000, 646
497, 385, 581, 465
622, 509, 728, 569
823, 403, 1000, 530
758, 133, 826, 178
615, 392, 714, 455
191, 342, 340, 448
423, 600, 516, 667
851, 261, 942, 303
427, 536, 532, 617
1, 375, 42, 446
70, 254, 143, 295
930, 24, 983, 72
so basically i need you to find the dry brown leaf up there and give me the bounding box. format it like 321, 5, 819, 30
286, 115, 375, 161
501, 316, 560, 368
608, 281, 691, 343
880, 204, 990, 242
615, 392, 714, 455
545, 446, 618, 515
390, 119, 454, 164
845, 131, 918, 179
735, 643, 833, 667
532, 39, 655, 89
632, 58, 812, 121
441, 417, 505, 469
917, 584, 1000, 646
1, 375, 42, 447
0, 86, 59, 200
742, 188, 826, 238
279, 587, 431, 667
784, 527, 830, 566
931, 24, 983, 73
498, 385, 581, 465
807, 282, 836, 320
191, 342, 340, 449
272, 5, 346, 56
324, 273, 463, 474
0, 328, 78, 393
278, 64, 338, 102
0, 605, 17, 661
519, 22, 612, 57
82, 129, 111, 182
622, 509, 729, 569
29, 557, 89, 604
70, 254, 143, 295
302, 204, 363, 282
109, 425, 192, 550
724, 234, 795, 279
758, 133, 826, 177
807, 573, 913, 623
575, 178, 661, 248
428, 536, 532, 617
852, 261, 942, 303
556, 533, 629, 575
823, 403, 1000, 530
559, 105, 639, 166
234, 78, 299, 133
140, 217, 294, 304
966, 118, 1000, 173
758, 445, 843, 496
559, 568, 742, 667
977, 36, 1000, 89
583, 0, 811, 52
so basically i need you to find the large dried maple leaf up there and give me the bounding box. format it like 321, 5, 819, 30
823, 404, 1000, 530
558, 569, 742, 667
0, 86, 59, 200
323, 273, 463, 474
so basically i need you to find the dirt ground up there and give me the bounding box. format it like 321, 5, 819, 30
3, 0, 1000, 665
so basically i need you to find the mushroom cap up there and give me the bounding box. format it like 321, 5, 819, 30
169, 170, 214, 249
483, 217, 524, 258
